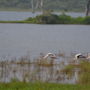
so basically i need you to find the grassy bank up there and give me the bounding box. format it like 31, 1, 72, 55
0, 20, 33, 24
0, 82, 90, 90
0, 14, 90, 24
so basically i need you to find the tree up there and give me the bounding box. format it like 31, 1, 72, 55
31, 0, 34, 13
86, 0, 90, 16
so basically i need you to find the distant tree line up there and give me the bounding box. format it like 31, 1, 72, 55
0, 0, 88, 11
86, 0, 90, 16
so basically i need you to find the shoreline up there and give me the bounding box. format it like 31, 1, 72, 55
0, 21, 89, 25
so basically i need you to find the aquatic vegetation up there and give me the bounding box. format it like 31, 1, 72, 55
0, 54, 75, 84
78, 61, 90, 84
0, 53, 90, 85
62, 61, 90, 85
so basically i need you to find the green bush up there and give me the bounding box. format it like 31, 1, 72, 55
26, 17, 36, 23
58, 14, 73, 24
35, 14, 59, 24
83, 16, 90, 24
73, 17, 84, 24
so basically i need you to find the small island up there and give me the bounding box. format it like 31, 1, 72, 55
0, 13, 90, 24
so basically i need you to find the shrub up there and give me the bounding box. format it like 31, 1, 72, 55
35, 14, 59, 24
83, 16, 90, 24
73, 17, 84, 24
58, 14, 73, 24
24, 15, 90, 24
26, 17, 36, 23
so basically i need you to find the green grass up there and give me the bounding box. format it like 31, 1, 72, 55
0, 20, 33, 23
0, 82, 90, 90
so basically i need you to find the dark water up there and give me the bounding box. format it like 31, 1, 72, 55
0, 11, 85, 21
0, 24, 90, 59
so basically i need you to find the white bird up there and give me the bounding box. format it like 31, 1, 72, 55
43, 53, 57, 59
75, 53, 86, 60
73, 53, 87, 64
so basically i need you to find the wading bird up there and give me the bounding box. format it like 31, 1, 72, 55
75, 53, 86, 60
43, 53, 57, 59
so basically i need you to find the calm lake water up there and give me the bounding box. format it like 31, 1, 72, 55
0, 24, 90, 59
0, 11, 85, 21
0, 11, 41, 21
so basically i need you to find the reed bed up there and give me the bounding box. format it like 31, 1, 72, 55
0, 53, 90, 85
0, 54, 77, 84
